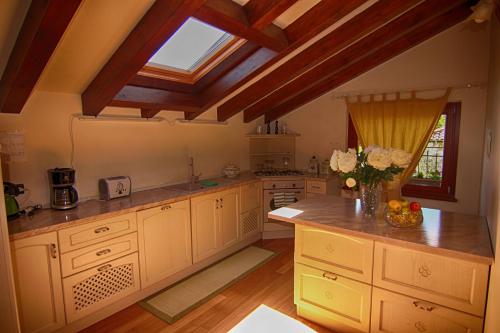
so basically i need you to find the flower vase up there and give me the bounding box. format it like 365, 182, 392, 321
359, 183, 382, 217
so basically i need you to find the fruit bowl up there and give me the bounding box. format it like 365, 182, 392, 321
384, 200, 423, 228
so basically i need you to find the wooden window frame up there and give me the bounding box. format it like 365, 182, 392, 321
347, 102, 461, 202
139, 38, 245, 84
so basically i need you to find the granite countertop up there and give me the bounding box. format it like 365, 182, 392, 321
268, 195, 494, 264
8, 172, 260, 241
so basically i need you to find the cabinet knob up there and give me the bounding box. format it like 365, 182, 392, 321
413, 301, 435, 312
326, 243, 335, 253
94, 226, 110, 234
96, 249, 111, 256
322, 272, 338, 281
49, 243, 57, 259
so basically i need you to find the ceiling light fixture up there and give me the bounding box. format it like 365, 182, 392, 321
468, 0, 495, 23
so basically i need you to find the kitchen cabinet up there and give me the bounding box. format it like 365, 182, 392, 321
220, 188, 240, 248
191, 188, 240, 263
371, 287, 483, 333
295, 263, 371, 333
240, 182, 262, 240
11, 232, 65, 333
137, 200, 192, 287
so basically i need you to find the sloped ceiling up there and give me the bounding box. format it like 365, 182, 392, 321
37, 0, 155, 94
0, 0, 480, 120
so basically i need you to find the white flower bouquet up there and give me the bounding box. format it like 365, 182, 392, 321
330, 145, 412, 189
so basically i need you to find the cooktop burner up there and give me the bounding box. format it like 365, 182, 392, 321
254, 169, 305, 177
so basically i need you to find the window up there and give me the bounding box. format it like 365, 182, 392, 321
139, 17, 243, 83
347, 102, 461, 201
402, 102, 460, 201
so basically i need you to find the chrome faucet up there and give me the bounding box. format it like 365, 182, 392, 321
188, 157, 201, 184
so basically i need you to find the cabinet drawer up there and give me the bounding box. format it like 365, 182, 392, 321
306, 180, 326, 194
62, 252, 140, 323
240, 182, 262, 213
371, 287, 483, 333
295, 225, 374, 283
295, 263, 371, 333
60, 232, 138, 277
58, 212, 137, 253
373, 242, 489, 316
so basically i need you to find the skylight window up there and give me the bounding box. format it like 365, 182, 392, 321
148, 18, 233, 72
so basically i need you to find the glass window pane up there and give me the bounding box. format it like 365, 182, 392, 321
148, 17, 233, 72
412, 114, 446, 182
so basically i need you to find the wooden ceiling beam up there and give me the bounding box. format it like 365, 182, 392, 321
284, 0, 368, 43
217, 0, 419, 121
140, 108, 161, 118
263, 2, 472, 123
0, 0, 82, 114
243, 0, 464, 122
244, 0, 298, 29
184, 47, 277, 120
193, 0, 289, 52
186, 0, 367, 121
128, 75, 196, 94
110, 85, 202, 113
81, 0, 205, 116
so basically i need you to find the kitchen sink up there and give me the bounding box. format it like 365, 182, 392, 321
169, 182, 207, 192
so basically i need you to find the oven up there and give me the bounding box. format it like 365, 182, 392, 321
262, 179, 305, 223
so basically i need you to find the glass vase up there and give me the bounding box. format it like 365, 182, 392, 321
359, 183, 382, 217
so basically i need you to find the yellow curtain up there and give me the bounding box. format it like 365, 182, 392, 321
348, 89, 450, 198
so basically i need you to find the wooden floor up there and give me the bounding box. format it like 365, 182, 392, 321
81, 238, 334, 333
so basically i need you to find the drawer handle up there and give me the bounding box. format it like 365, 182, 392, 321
216, 199, 219, 209
418, 265, 431, 278
94, 226, 110, 234
414, 321, 427, 332
97, 264, 112, 272
322, 272, 338, 281
311, 186, 321, 189
96, 249, 112, 256
161, 205, 172, 210
413, 301, 435, 312
49, 243, 57, 259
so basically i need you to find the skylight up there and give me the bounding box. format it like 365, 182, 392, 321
148, 18, 233, 72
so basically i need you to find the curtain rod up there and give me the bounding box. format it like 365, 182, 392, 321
333, 82, 486, 99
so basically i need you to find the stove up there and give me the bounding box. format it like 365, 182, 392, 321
254, 169, 305, 177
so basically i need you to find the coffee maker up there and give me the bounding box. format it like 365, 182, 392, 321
48, 168, 78, 210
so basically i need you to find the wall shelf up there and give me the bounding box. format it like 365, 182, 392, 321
246, 133, 300, 138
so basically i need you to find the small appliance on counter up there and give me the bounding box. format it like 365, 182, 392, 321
99, 176, 131, 200
3, 182, 24, 220
48, 168, 78, 210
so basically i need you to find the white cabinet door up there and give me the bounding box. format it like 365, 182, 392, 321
191, 193, 219, 263
11, 232, 65, 333
137, 200, 192, 287
219, 188, 240, 249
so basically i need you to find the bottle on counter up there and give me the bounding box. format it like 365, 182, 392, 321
308, 156, 320, 175
266, 122, 271, 134
281, 123, 288, 134
275, 120, 279, 134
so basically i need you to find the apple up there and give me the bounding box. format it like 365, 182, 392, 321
400, 199, 409, 208
410, 201, 421, 212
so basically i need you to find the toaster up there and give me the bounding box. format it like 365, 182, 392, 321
98, 176, 131, 200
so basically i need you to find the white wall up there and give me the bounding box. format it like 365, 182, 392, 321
0, 93, 256, 206
280, 21, 490, 215
483, 16, 500, 333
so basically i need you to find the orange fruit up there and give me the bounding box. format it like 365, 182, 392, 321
388, 200, 402, 212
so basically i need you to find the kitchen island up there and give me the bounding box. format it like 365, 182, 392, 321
269, 195, 493, 333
